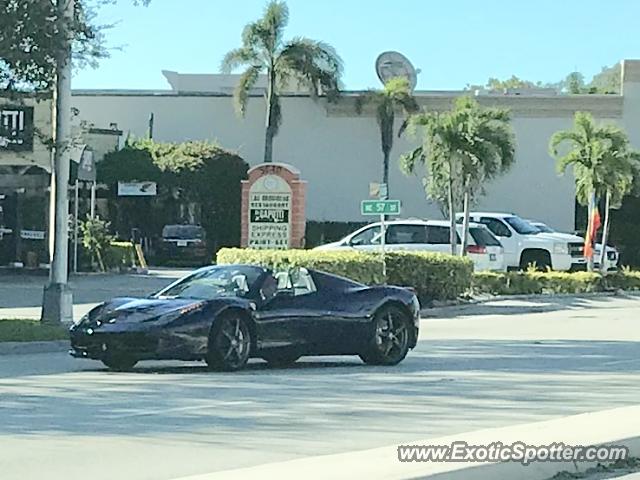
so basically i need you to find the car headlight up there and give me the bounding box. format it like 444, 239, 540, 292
553, 243, 569, 255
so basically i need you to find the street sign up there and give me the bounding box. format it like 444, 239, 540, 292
361, 199, 401, 216
117, 181, 157, 196
368, 182, 388, 199
77, 147, 96, 182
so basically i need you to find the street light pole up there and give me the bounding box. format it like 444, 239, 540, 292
42, 0, 74, 324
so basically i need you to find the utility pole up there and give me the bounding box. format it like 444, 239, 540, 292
42, 0, 74, 324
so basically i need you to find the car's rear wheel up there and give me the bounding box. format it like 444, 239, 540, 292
261, 351, 300, 368
359, 305, 411, 366
206, 313, 251, 371
102, 356, 137, 371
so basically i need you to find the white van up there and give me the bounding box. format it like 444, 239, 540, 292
314, 219, 506, 272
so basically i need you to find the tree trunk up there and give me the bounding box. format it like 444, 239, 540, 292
599, 190, 612, 274
382, 149, 390, 188
96, 248, 105, 272
381, 109, 394, 192
447, 158, 457, 256
263, 70, 277, 163
460, 182, 471, 257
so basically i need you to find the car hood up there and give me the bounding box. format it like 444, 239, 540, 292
535, 232, 584, 243
88, 297, 206, 324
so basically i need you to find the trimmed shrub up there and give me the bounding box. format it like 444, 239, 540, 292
216, 248, 473, 301
605, 269, 640, 291
472, 271, 605, 295
104, 241, 137, 270
385, 252, 473, 301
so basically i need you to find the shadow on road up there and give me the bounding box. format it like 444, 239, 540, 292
2, 338, 639, 443
423, 294, 637, 319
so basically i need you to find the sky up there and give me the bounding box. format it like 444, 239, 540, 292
74, 0, 640, 91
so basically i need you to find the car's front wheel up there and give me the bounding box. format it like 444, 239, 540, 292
102, 356, 137, 371
360, 305, 411, 366
206, 313, 251, 371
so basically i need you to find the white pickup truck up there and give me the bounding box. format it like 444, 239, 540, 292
459, 212, 577, 271
529, 221, 620, 271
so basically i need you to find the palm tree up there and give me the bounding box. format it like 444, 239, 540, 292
221, 0, 342, 163
400, 97, 515, 256
550, 112, 639, 272
355, 77, 419, 190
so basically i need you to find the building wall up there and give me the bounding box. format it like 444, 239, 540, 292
0, 97, 52, 170
71, 62, 638, 232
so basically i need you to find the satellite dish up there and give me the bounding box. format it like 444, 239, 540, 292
375, 51, 418, 91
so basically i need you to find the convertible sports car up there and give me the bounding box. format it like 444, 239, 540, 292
70, 264, 420, 371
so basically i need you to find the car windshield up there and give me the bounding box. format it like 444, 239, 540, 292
534, 223, 555, 233
153, 266, 263, 300
470, 227, 502, 247
504, 216, 540, 235
162, 225, 205, 239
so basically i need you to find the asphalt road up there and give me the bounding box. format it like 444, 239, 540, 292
1, 295, 639, 480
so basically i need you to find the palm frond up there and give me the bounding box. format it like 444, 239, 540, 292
221, 47, 260, 73
354, 90, 382, 114
277, 37, 343, 98
234, 65, 261, 116
261, 0, 289, 51
399, 146, 424, 175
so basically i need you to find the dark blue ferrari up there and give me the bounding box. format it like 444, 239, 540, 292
70, 265, 420, 371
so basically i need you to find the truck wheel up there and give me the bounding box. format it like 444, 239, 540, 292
519, 250, 552, 271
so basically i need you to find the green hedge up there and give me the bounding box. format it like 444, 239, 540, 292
216, 248, 473, 301
606, 269, 640, 291
472, 270, 640, 296
104, 241, 137, 270
385, 251, 473, 301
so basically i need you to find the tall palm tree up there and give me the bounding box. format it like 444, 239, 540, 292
355, 77, 419, 190
400, 97, 515, 256
550, 112, 639, 272
221, 0, 342, 163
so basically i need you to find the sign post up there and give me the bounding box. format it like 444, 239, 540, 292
360, 192, 401, 283
241, 163, 306, 249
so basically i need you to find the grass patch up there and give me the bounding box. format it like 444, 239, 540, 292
0, 319, 68, 343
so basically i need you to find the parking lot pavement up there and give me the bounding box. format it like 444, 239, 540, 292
0, 267, 190, 320
0, 296, 639, 480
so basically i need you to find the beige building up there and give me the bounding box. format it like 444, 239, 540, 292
69, 60, 640, 232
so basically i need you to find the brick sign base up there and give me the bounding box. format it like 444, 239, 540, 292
241, 163, 306, 249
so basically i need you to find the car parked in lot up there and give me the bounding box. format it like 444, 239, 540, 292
314, 219, 506, 271
458, 212, 575, 271
158, 224, 209, 265
69, 264, 420, 371
529, 221, 619, 271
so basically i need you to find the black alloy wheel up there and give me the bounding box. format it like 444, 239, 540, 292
206, 314, 251, 371
360, 305, 411, 366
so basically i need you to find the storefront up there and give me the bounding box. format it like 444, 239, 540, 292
0, 97, 52, 267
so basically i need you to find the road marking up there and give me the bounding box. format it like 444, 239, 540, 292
105, 401, 253, 419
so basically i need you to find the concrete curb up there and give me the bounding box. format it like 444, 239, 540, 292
172, 406, 640, 480
0, 340, 69, 356
421, 290, 640, 317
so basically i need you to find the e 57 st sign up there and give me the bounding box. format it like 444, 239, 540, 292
0, 106, 34, 151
